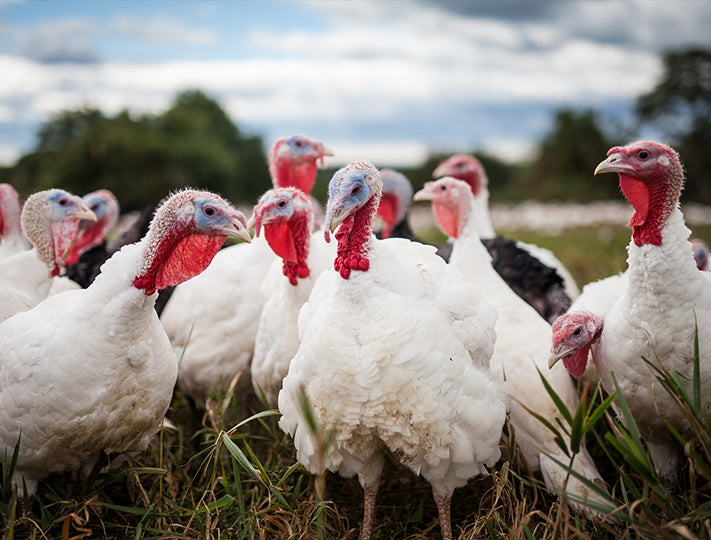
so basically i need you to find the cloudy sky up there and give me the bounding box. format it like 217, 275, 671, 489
1, 0, 710, 169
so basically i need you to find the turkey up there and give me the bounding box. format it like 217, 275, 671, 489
0, 189, 96, 323
375, 168, 453, 260
249, 187, 335, 408
692, 238, 709, 271
433, 154, 578, 322
550, 141, 711, 478
161, 134, 331, 407
269, 133, 333, 229
0, 183, 26, 259
64, 189, 121, 287
0, 188, 250, 496
279, 162, 506, 540
414, 177, 608, 516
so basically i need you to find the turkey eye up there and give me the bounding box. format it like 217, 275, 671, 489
203, 206, 216, 217
58, 198, 69, 206
351, 186, 361, 195
573, 327, 582, 336
440, 185, 447, 191
638, 151, 649, 160
90, 203, 101, 211
277, 200, 287, 208
294, 140, 303, 148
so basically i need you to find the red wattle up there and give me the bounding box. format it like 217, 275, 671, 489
432, 202, 459, 238
620, 176, 649, 227
135, 232, 225, 294
376, 194, 398, 238
333, 199, 374, 280
562, 347, 590, 378
51, 219, 81, 267
264, 222, 298, 264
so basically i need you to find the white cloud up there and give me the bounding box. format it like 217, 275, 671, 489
0, 0, 710, 168
322, 140, 431, 169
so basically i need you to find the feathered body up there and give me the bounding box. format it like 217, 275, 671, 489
279, 162, 506, 540
415, 177, 607, 515
250, 188, 335, 407
0, 189, 250, 495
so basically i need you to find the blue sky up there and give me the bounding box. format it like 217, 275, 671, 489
1, 0, 711, 168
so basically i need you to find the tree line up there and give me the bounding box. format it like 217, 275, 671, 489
1, 48, 709, 209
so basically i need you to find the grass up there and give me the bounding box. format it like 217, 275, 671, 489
2, 224, 711, 539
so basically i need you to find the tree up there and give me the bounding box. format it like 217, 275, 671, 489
516, 108, 617, 201
636, 48, 711, 203
3, 90, 270, 210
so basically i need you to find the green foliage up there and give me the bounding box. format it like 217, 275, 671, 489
4, 90, 270, 210
636, 48, 711, 203
515, 109, 620, 201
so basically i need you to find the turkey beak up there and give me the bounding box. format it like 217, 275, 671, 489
69, 203, 97, 222
548, 343, 573, 369
432, 163, 450, 179
227, 215, 252, 243
319, 146, 334, 167
413, 187, 433, 202
594, 152, 634, 175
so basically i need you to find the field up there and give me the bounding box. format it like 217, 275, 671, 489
2, 204, 711, 539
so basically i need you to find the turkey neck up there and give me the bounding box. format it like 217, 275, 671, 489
471, 187, 496, 239
449, 204, 511, 295
333, 197, 377, 279
624, 207, 702, 309
265, 213, 311, 286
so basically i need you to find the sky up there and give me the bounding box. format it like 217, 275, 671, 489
1, 0, 711, 169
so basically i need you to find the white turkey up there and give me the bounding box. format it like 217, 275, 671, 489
160, 134, 330, 407
279, 161, 506, 540
249, 187, 334, 408
0, 183, 26, 259
64, 189, 121, 287
0, 188, 250, 496
414, 177, 609, 516
0, 189, 96, 323
433, 154, 579, 322
550, 141, 711, 479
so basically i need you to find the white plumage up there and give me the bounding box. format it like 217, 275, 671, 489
414, 176, 609, 515
279, 162, 506, 540
551, 141, 711, 478
0, 189, 249, 495
250, 187, 335, 408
